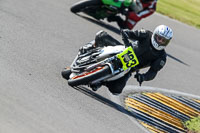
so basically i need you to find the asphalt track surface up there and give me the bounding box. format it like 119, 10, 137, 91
0, 0, 200, 133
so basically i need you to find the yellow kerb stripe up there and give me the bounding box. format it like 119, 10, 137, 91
143, 93, 200, 117
140, 121, 166, 133
193, 99, 200, 103
125, 98, 184, 130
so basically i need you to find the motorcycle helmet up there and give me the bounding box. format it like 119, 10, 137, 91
151, 25, 173, 50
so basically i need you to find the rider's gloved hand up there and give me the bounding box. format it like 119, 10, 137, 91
134, 73, 144, 85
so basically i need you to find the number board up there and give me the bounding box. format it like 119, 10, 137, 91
117, 46, 139, 70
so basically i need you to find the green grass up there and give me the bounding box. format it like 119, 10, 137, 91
183, 116, 200, 132
157, 0, 200, 29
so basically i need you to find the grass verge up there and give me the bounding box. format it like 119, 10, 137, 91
157, 0, 200, 29
183, 116, 200, 133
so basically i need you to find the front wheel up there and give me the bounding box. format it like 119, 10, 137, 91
70, 0, 102, 13
68, 65, 111, 86
62, 68, 72, 80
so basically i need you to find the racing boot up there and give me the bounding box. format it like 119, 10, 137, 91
79, 40, 95, 54
95, 30, 122, 47
79, 30, 106, 54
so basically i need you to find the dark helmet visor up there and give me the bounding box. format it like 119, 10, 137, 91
154, 34, 170, 46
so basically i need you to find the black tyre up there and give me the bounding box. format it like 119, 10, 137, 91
68, 65, 111, 86
70, 0, 102, 13
61, 68, 72, 80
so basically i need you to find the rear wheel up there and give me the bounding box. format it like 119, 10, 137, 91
68, 65, 111, 86
70, 0, 102, 13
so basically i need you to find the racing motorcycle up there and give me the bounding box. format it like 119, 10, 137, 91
70, 0, 132, 20
61, 33, 141, 89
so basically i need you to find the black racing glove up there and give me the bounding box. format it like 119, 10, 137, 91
134, 73, 144, 86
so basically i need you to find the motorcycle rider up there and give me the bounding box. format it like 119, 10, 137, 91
79, 25, 173, 95
107, 0, 157, 29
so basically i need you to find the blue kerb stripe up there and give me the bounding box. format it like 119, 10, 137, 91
169, 95, 200, 111
129, 95, 190, 121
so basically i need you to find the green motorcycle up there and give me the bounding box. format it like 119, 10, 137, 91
70, 0, 132, 20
